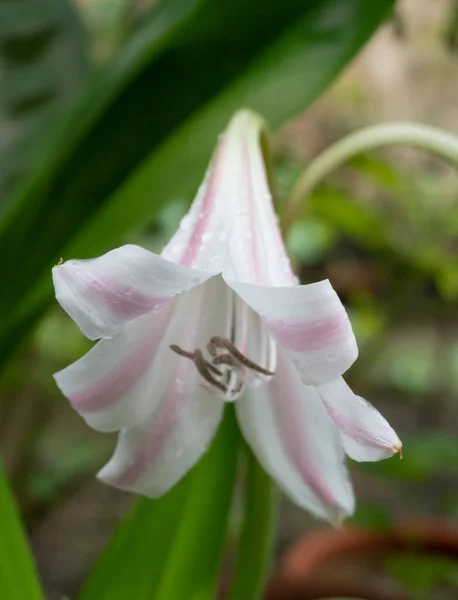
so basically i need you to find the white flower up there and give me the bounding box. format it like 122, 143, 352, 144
52, 110, 401, 522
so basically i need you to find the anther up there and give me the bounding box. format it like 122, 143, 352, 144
193, 350, 227, 394
169, 345, 225, 386
212, 354, 241, 369
208, 337, 275, 376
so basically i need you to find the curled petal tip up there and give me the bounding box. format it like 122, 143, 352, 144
318, 378, 401, 463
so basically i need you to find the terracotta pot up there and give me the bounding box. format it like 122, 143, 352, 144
263, 519, 458, 600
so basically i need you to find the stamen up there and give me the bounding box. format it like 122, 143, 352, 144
170, 344, 223, 376
193, 349, 227, 394
211, 354, 241, 369
169, 345, 225, 388
170, 335, 274, 401
208, 336, 275, 376
170, 344, 193, 359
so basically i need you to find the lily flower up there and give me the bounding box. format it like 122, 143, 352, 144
52, 110, 401, 522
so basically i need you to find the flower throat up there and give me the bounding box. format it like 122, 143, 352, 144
170, 336, 274, 400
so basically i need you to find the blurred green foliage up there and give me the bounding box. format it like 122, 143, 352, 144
357, 432, 458, 480
387, 553, 458, 599
0, 0, 88, 198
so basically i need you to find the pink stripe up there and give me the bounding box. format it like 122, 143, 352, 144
85, 277, 164, 319
179, 137, 229, 267
270, 352, 338, 508
112, 384, 181, 486
319, 393, 394, 451
70, 303, 173, 412
67, 263, 162, 319
241, 139, 264, 285
267, 313, 350, 352
60, 265, 161, 320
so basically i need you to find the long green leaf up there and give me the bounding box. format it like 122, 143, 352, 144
153, 407, 240, 600
0, 0, 395, 371
72, 0, 396, 256
78, 483, 192, 600
226, 446, 277, 600
79, 408, 240, 600
0, 459, 44, 600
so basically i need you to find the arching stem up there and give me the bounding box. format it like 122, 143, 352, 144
282, 123, 458, 233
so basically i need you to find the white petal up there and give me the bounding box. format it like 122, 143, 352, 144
97, 277, 231, 496
52, 244, 213, 339
54, 275, 231, 433
318, 377, 402, 462
97, 384, 223, 498
236, 348, 354, 522
162, 110, 296, 287
228, 278, 357, 384
222, 111, 297, 287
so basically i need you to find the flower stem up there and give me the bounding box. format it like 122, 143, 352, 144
282, 122, 458, 233
226, 446, 277, 600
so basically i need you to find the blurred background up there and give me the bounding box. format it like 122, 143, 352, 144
1, 0, 458, 598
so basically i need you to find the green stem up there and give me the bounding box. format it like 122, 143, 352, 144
226, 446, 277, 600
282, 122, 458, 233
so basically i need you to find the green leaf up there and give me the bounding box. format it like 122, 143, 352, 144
226, 446, 277, 600
0, 459, 44, 600
0, 0, 395, 371
153, 408, 240, 600
0, 0, 88, 199
79, 407, 240, 600
79, 486, 191, 600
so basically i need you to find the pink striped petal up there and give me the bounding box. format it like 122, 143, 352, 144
161, 132, 233, 272
318, 377, 402, 462
97, 371, 223, 498
54, 274, 232, 433
53, 300, 176, 432
228, 279, 357, 385
97, 276, 231, 496
53, 244, 213, 340
236, 348, 354, 522
162, 110, 296, 287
